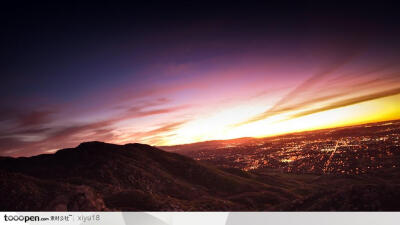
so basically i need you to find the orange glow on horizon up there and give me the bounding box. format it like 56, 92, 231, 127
158, 93, 400, 146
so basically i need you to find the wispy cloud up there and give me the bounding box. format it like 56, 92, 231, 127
285, 86, 400, 120
122, 121, 188, 146
0, 100, 190, 157
16, 110, 56, 127
234, 61, 400, 127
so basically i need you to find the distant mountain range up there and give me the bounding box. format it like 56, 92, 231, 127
159, 120, 400, 153
1, 141, 399, 211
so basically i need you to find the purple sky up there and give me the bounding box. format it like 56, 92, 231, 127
1, 2, 400, 156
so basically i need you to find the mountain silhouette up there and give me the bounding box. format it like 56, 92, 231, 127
1, 141, 400, 211
0, 142, 293, 211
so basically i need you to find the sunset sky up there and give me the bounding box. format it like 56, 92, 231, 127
1, 1, 400, 156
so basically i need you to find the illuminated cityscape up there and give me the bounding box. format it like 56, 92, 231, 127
2, 0, 400, 212
167, 120, 400, 175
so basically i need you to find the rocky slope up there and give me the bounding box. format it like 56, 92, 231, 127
1, 141, 399, 211
0, 142, 291, 211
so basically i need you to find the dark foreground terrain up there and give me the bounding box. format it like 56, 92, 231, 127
1, 141, 400, 211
